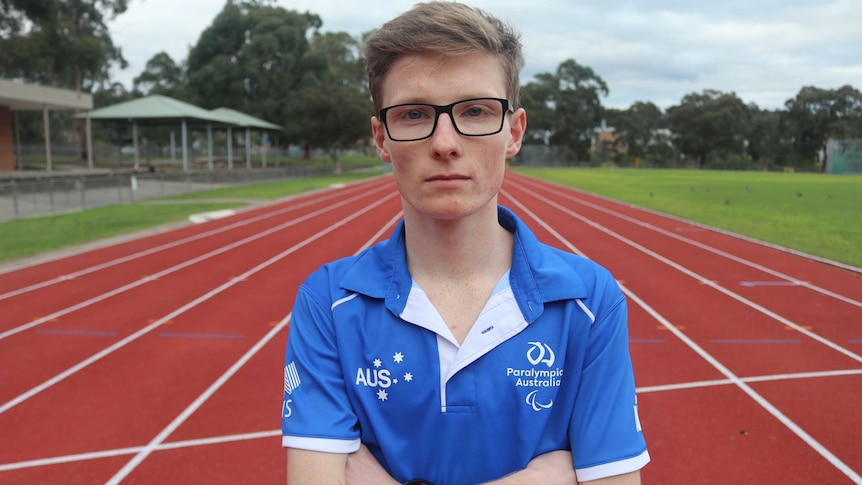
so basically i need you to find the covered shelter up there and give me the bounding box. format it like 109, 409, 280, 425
80, 95, 237, 171
210, 107, 282, 169
0, 78, 94, 172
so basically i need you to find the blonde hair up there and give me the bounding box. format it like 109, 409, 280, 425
364, 1, 523, 112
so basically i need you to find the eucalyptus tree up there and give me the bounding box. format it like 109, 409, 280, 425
521, 59, 608, 163
784, 84, 862, 171
0, 0, 128, 91
133, 51, 186, 98
667, 89, 749, 167
185, 0, 324, 124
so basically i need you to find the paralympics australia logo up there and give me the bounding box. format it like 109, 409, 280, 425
354, 351, 415, 402
507, 341, 564, 411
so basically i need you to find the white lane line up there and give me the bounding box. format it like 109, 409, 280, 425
636, 368, 862, 394
4, 368, 861, 473
506, 185, 862, 365
0, 177, 390, 300
511, 175, 862, 309
0, 183, 393, 342
107, 204, 404, 483
0, 430, 281, 472
504, 191, 862, 484
0, 192, 399, 415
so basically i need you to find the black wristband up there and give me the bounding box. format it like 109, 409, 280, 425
404, 480, 434, 485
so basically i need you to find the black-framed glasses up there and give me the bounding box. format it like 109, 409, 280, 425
379, 97, 514, 142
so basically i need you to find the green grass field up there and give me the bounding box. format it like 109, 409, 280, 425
514, 168, 862, 268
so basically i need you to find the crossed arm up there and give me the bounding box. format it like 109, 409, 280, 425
286, 446, 640, 485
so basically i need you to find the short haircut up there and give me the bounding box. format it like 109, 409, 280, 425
364, 1, 524, 113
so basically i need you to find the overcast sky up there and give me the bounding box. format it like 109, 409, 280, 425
107, 0, 862, 111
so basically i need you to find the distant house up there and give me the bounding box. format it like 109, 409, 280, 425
594, 119, 626, 159
0, 79, 94, 171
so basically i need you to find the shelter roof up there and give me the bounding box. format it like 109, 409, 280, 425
79, 94, 231, 125
0, 78, 93, 110
210, 107, 281, 130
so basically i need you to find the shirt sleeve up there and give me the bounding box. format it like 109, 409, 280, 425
569, 293, 650, 481
281, 281, 361, 453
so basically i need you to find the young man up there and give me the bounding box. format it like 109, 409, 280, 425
281, 2, 649, 484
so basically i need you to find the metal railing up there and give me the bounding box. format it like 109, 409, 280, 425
0, 166, 332, 222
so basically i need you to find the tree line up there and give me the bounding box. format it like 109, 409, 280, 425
3, 0, 861, 171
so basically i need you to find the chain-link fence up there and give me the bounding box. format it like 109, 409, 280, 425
826, 139, 862, 175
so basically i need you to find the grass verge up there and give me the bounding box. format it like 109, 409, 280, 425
0, 203, 242, 263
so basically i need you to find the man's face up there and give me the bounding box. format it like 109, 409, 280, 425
371, 51, 526, 221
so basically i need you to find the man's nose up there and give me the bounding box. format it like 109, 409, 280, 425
429, 112, 461, 157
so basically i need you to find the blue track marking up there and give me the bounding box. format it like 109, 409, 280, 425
739, 281, 802, 287
35, 329, 118, 336
711, 339, 801, 344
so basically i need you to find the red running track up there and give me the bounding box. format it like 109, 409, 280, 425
0, 173, 859, 484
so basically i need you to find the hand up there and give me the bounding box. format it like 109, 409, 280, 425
345, 444, 399, 485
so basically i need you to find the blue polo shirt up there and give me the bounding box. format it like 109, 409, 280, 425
282, 206, 649, 484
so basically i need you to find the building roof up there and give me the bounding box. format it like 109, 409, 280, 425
0, 78, 93, 110
210, 107, 281, 130
80, 94, 231, 125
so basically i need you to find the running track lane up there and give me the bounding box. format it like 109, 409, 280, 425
1, 173, 860, 484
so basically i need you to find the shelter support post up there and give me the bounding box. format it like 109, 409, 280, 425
133, 121, 140, 170
261, 131, 267, 168
228, 127, 234, 170
181, 119, 189, 171
86, 115, 93, 170
43, 104, 52, 172
14, 111, 22, 170
207, 124, 213, 171
170, 131, 176, 161
245, 127, 251, 169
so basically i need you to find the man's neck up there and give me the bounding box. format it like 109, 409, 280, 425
403, 202, 513, 283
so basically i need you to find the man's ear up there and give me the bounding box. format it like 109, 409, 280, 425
506, 108, 527, 159
371, 116, 392, 163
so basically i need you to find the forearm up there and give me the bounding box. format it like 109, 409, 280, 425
480, 450, 577, 485
286, 448, 348, 485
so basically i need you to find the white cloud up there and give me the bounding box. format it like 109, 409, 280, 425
107, 0, 862, 111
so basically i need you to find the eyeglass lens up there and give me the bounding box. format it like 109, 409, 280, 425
382, 98, 509, 141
